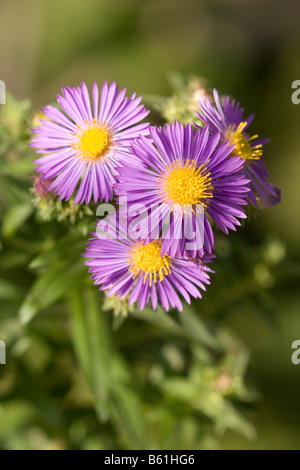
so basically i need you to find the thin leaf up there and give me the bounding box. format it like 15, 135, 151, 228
2, 203, 33, 238
19, 259, 86, 324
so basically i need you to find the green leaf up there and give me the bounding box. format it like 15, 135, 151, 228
178, 305, 222, 351
2, 203, 33, 238
0, 174, 31, 207
0, 277, 23, 300
19, 259, 86, 324
111, 383, 147, 450
86, 289, 111, 422
131, 305, 182, 336
29, 231, 86, 269
70, 288, 111, 422
161, 378, 197, 401
70, 289, 93, 385
211, 400, 256, 440
0, 250, 31, 269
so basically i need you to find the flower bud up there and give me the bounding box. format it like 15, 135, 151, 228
33, 175, 54, 199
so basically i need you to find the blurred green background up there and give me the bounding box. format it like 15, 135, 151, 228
1, 0, 300, 450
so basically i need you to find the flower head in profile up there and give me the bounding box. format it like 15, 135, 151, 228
31, 81, 150, 204
115, 122, 250, 257
84, 214, 213, 312
196, 89, 281, 206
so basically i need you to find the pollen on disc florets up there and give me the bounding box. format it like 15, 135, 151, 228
224, 122, 263, 161
73, 119, 110, 161
162, 159, 213, 209
129, 240, 171, 286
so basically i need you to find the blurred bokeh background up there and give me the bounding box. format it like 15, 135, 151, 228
0, 0, 300, 450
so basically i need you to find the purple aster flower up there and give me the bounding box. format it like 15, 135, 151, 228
84, 214, 213, 312
196, 89, 281, 207
115, 122, 250, 257
30, 81, 150, 204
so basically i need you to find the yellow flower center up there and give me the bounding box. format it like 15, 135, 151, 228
129, 240, 171, 286
224, 122, 262, 160
74, 120, 109, 160
162, 159, 213, 208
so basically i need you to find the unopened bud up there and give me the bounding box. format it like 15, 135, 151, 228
33, 175, 54, 198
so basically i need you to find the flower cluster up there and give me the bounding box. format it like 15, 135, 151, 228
31, 81, 281, 313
